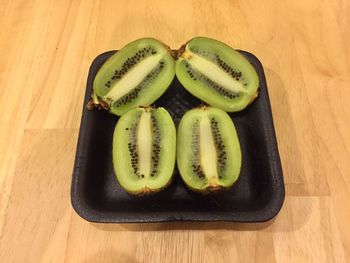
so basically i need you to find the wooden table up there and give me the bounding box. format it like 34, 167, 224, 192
0, 0, 349, 262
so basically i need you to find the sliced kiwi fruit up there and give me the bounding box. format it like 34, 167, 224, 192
177, 106, 242, 192
92, 38, 175, 115
176, 37, 259, 112
113, 107, 176, 195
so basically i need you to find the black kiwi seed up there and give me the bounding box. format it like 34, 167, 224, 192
190, 120, 205, 179
210, 117, 227, 173
127, 115, 142, 176
112, 63, 163, 108
176, 37, 259, 112
177, 104, 242, 191
101, 44, 174, 186
150, 114, 161, 176
187, 67, 239, 99
110, 47, 156, 83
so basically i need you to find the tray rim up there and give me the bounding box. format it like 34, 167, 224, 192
71, 50, 285, 224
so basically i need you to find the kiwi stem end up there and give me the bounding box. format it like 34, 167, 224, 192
86, 95, 110, 111
176, 43, 188, 58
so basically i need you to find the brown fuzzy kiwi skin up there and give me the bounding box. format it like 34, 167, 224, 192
86, 98, 95, 111
176, 38, 199, 59
176, 43, 187, 59
87, 94, 109, 111
123, 174, 174, 196
248, 91, 259, 105
182, 179, 239, 195
160, 41, 178, 59
125, 187, 156, 196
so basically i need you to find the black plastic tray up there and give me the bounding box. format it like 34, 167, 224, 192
71, 50, 285, 223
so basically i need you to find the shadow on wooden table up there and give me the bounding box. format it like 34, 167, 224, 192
264, 68, 309, 196
93, 219, 274, 232
81, 249, 139, 263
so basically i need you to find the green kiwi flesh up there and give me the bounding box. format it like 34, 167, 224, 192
93, 38, 175, 115
113, 107, 176, 195
176, 37, 259, 112
177, 106, 242, 192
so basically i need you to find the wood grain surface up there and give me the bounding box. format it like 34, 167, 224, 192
0, 0, 349, 262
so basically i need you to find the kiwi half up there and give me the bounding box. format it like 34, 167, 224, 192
93, 38, 175, 115
113, 107, 176, 195
176, 37, 259, 112
177, 106, 242, 192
